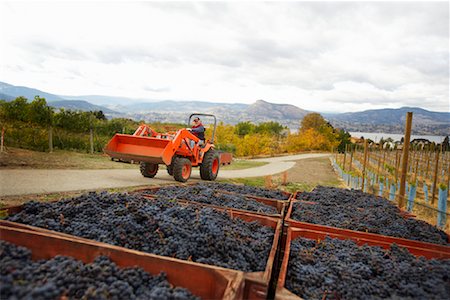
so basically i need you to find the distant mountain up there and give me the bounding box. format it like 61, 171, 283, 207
243, 99, 308, 121
0, 81, 117, 115
124, 100, 247, 113
121, 100, 307, 128
49, 100, 117, 114
1, 81, 448, 134
327, 107, 450, 136
0, 92, 15, 101
0, 81, 65, 102
61, 95, 140, 107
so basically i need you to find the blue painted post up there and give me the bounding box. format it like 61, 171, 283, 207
389, 183, 396, 201
406, 184, 416, 212
437, 187, 448, 229
423, 182, 429, 203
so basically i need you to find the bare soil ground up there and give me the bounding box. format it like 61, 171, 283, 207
285, 156, 342, 187
226, 156, 343, 193
0, 156, 340, 208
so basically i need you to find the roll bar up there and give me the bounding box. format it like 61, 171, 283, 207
187, 113, 217, 144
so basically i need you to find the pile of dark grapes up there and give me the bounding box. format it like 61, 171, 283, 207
198, 182, 290, 200
292, 186, 448, 245
286, 237, 450, 300
0, 240, 199, 300
7, 192, 274, 272
152, 185, 278, 215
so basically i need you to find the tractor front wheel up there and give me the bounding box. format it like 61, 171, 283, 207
173, 157, 192, 182
140, 162, 159, 178
200, 150, 220, 181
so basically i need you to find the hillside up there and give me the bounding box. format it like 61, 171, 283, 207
49, 100, 117, 114
327, 107, 450, 135
1, 81, 448, 134
0, 82, 65, 102
0, 81, 116, 115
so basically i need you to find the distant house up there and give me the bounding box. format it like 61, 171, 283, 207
411, 138, 431, 150
383, 141, 396, 150
350, 136, 364, 144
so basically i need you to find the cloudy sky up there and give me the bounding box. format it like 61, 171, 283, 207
0, 1, 448, 113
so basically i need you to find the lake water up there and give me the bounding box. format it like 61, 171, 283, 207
349, 132, 447, 143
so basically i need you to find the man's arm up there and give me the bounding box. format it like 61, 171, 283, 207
191, 125, 204, 133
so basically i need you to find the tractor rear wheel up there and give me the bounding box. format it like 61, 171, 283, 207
173, 157, 192, 182
200, 150, 220, 181
167, 164, 174, 176
140, 162, 159, 178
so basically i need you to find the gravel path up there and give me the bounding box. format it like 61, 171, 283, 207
0, 153, 329, 196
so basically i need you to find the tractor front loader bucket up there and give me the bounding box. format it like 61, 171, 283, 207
104, 134, 174, 165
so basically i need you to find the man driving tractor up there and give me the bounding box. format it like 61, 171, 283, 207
189, 117, 205, 148
190, 117, 205, 141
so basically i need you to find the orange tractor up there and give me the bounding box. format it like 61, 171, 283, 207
104, 114, 231, 182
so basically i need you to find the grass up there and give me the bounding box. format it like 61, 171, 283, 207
219, 177, 266, 187
220, 160, 268, 170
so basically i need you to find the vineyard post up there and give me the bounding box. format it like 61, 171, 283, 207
413, 158, 419, 183
447, 162, 450, 198
48, 126, 53, 153
431, 149, 440, 204
264, 175, 273, 188
362, 139, 369, 191
425, 148, 431, 180
0, 127, 4, 153
398, 112, 412, 208
349, 144, 354, 172
343, 144, 347, 172
394, 150, 399, 183
376, 143, 382, 181
281, 171, 288, 186
89, 128, 94, 154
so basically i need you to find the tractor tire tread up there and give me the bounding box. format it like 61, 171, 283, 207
200, 150, 220, 181
140, 162, 159, 178
173, 157, 192, 183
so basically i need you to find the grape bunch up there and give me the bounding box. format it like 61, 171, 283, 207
152, 185, 278, 214
286, 236, 450, 300
7, 192, 274, 272
292, 186, 448, 245
197, 182, 290, 200
0, 240, 199, 300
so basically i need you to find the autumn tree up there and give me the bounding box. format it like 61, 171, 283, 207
300, 113, 326, 132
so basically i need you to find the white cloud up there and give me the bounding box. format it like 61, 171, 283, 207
0, 1, 448, 113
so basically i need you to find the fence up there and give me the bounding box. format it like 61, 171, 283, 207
331, 145, 449, 231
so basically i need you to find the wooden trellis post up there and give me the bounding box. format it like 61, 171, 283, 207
398, 112, 413, 208
431, 149, 440, 205
362, 140, 369, 191
343, 144, 347, 172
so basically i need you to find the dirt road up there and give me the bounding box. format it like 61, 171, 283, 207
0, 153, 329, 196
